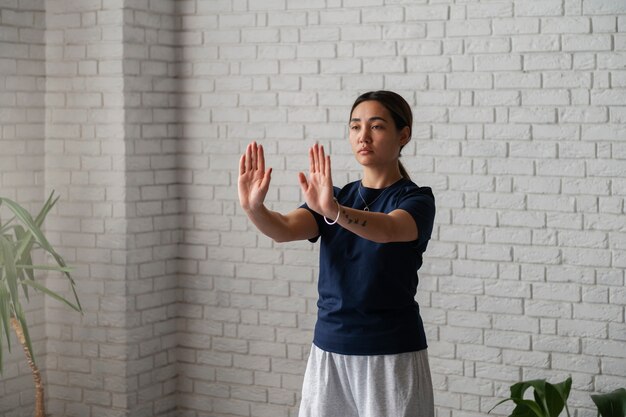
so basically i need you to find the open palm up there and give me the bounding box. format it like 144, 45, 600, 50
299, 143, 335, 218
238, 142, 272, 212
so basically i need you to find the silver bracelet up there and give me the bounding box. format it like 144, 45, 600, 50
323, 197, 341, 225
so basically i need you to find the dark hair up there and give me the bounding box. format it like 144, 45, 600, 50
350, 90, 413, 180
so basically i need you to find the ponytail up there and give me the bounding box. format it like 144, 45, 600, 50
399, 160, 411, 180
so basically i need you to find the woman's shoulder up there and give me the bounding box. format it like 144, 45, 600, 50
398, 178, 434, 199
336, 180, 360, 194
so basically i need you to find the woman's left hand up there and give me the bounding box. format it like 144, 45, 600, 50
298, 143, 337, 219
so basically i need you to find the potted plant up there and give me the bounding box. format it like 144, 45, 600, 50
489, 376, 572, 417
592, 388, 626, 417
0, 192, 82, 417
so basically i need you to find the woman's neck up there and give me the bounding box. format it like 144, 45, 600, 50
360, 167, 403, 189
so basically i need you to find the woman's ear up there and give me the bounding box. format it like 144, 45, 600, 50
399, 126, 411, 147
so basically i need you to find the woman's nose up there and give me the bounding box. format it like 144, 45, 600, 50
358, 130, 371, 143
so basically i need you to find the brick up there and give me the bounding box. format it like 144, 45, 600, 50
449, 377, 493, 396
503, 350, 550, 367
563, 34, 612, 51
534, 335, 582, 354
583, 0, 626, 14
584, 339, 626, 358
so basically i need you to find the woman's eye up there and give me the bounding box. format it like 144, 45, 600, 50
350, 125, 359, 130
372, 125, 382, 130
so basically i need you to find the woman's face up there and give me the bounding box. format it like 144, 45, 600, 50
349, 100, 410, 169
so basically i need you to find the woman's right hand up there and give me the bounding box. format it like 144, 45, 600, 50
238, 141, 272, 212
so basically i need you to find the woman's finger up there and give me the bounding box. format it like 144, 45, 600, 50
251, 141, 258, 171
245, 142, 252, 173
325, 155, 331, 178
318, 145, 325, 175
239, 153, 246, 176
258, 144, 265, 175
309, 146, 316, 174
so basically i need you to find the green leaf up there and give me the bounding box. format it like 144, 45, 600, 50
0, 234, 20, 313
15, 225, 35, 282
0, 195, 64, 276
0, 216, 17, 235
0, 284, 11, 354
22, 280, 80, 312
548, 377, 572, 417
0, 276, 10, 375
490, 378, 573, 417
511, 380, 547, 401
36, 193, 82, 312
0, 194, 82, 314
0, 192, 82, 374
34, 192, 60, 229
489, 398, 514, 414
15, 264, 73, 273
513, 398, 547, 417
592, 388, 626, 417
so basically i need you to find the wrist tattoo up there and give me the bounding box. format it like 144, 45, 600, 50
342, 209, 367, 227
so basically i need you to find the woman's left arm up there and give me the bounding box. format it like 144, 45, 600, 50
328, 203, 418, 244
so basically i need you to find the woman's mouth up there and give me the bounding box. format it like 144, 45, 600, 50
358, 148, 372, 154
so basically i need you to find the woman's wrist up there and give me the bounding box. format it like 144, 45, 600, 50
323, 198, 341, 225
244, 202, 266, 216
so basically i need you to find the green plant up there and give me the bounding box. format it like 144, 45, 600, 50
489, 376, 572, 417
592, 388, 626, 417
0, 192, 82, 417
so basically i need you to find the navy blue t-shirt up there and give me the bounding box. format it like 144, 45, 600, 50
300, 178, 436, 355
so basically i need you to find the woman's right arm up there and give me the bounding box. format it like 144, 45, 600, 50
244, 206, 318, 243
238, 142, 318, 243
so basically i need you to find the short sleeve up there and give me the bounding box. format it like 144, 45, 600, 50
298, 202, 321, 243
396, 186, 436, 246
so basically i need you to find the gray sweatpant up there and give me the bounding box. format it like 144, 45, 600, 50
298, 344, 434, 417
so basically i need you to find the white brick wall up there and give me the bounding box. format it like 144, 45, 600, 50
177, 1, 626, 417
0, 1, 46, 415
43, 0, 127, 415
42, 0, 181, 413
2, 0, 625, 416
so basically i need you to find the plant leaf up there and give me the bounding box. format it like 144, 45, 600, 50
592, 388, 626, 417
0, 194, 82, 314
35, 193, 82, 313
512, 379, 548, 415
510, 401, 545, 417
34, 192, 60, 230
22, 280, 80, 312
490, 378, 573, 417
0, 283, 11, 355
489, 398, 513, 414
547, 377, 572, 417
0, 196, 63, 273
0, 235, 20, 313
0, 280, 10, 374
15, 225, 35, 282
15, 264, 73, 273
513, 398, 547, 417
511, 380, 547, 401
0, 192, 83, 374
0, 216, 17, 235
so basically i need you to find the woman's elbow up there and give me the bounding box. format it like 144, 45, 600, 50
272, 234, 291, 244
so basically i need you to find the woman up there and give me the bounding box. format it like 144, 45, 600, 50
238, 90, 436, 417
